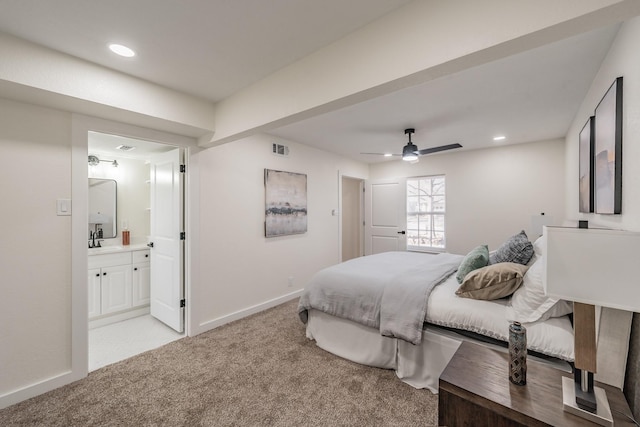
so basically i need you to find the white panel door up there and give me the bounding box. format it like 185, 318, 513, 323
149, 148, 184, 333
364, 178, 406, 255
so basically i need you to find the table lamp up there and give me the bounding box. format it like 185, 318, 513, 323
543, 225, 640, 426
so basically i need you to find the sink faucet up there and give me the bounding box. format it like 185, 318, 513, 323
88, 231, 102, 248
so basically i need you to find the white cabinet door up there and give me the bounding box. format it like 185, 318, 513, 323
88, 268, 102, 318
100, 264, 132, 315
132, 262, 151, 307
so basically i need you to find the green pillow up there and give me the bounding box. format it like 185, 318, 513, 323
456, 245, 489, 284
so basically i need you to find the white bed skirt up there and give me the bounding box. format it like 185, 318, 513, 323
306, 309, 571, 393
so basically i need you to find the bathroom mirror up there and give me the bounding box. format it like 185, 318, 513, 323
88, 178, 117, 239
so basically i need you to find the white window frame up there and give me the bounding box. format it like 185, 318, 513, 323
406, 175, 446, 252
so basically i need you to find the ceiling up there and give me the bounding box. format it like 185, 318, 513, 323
0, 1, 621, 162
0, 0, 411, 102
269, 24, 619, 162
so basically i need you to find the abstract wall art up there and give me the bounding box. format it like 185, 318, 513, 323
264, 169, 307, 237
594, 76, 623, 214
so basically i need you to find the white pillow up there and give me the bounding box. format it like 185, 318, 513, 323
506, 256, 573, 323
526, 235, 545, 266
533, 235, 545, 258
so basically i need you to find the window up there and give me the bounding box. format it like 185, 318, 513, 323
406, 175, 446, 251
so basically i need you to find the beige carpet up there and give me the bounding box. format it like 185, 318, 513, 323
0, 299, 438, 426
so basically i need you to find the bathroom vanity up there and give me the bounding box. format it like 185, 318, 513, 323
88, 245, 150, 328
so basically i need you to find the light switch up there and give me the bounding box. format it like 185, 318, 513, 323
57, 199, 72, 216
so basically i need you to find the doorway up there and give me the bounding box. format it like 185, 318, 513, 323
341, 176, 364, 262
87, 132, 185, 370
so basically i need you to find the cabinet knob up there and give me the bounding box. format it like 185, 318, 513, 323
134, 267, 138, 271
103, 272, 107, 276
145, 254, 149, 258
96, 273, 100, 277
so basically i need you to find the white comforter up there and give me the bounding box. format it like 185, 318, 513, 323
427, 274, 574, 360
298, 251, 463, 345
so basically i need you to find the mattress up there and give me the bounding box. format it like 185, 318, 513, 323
427, 273, 574, 361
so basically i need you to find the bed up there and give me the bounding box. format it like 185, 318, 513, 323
298, 232, 631, 393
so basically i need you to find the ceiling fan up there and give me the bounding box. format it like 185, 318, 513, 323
362, 128, 462, 162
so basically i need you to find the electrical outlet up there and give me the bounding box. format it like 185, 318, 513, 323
288, 276, 294, 287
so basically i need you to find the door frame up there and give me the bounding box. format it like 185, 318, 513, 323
339, 175, 364, 261
71, 114, 196, 379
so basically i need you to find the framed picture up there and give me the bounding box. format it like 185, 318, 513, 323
578, 116, 594, 213
264, 169, 307, 237
594, 76, 623, 214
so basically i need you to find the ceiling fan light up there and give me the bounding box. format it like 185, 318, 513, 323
402, 143, 418, 161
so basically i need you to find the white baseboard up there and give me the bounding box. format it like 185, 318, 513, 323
89, 306, 150, 330
0, 369, 83, 410
195, 289, 303, 335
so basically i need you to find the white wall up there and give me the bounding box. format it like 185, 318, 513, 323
370, 139, 566, 254
190, 134, 368, 334
89, 156, 150, 245
563, 17, 640, 418
0, 98, 72, 398
0, 102, 199, 409
565, 16, 640, 231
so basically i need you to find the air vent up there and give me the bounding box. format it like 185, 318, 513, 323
116, 144, 136, 152
272, 143, 289, 157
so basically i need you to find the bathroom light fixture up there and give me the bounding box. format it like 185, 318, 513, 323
493, 135, 506, 141
109, 43, 136, 57
88, 155, 118, 167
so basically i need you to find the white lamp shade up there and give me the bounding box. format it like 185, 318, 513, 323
544, 226, 640, 313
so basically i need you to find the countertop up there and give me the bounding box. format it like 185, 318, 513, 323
88, 243, 149, 255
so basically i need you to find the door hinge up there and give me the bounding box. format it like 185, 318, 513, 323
180, 231, 186, 240
180, 164, 186, 173
180, 299, 186, 308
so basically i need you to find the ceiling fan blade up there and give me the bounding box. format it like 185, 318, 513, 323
416, 143, 462, 156
360, 152, 401, 156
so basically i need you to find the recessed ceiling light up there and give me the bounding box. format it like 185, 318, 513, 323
493, 135, 506, 141
109, 43, 135, 58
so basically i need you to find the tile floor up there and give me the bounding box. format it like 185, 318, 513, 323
88, 314, 184, 371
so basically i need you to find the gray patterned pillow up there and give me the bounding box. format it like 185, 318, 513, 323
489, 230, 534, 265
